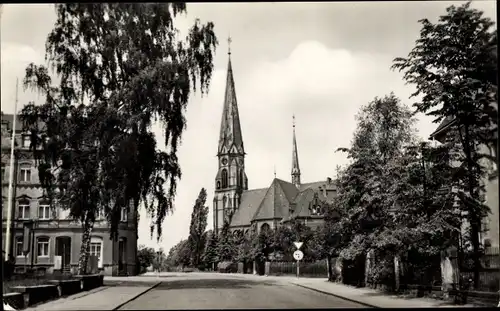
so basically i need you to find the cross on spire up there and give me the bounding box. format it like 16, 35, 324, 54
228, 35, 232, 55
293, 114, 296, 128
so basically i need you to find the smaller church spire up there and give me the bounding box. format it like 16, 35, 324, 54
291, 114, 301, 188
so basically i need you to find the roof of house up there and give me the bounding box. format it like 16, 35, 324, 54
429, 116, 455, 139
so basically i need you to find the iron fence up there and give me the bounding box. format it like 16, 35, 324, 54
268, 260, 328, 278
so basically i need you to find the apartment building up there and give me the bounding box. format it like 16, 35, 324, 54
1, 112, 138, 275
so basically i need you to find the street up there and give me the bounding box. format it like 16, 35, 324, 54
117, 273, 367, 310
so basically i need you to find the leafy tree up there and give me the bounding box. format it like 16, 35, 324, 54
392, 1, 497, 288
137, 244, 156, 274
216, 220, 235, 262
251, 226, 273, 262
234, 231, 253, 263
187, 188, 209, 266
19, 3, 217, 274
202, 230, 218, 270
333, 93, 417, 287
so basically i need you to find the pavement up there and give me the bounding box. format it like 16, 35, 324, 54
18, 272, 487, 310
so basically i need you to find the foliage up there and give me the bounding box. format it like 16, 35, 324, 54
137, 244, 156, 274
19, 3, 218, 274
187, 188, 209, 266
234, 231, 253, 262
201, 230, 218, 269
392, 1, 497, 288
216, 220, 236, 262
166, 239, 191, 268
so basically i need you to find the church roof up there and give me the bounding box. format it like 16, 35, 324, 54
218, 56, 245, 155
230, 187, 267, 227
252, 178, 299, 221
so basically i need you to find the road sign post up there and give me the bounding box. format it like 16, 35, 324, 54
293, 250, 304, 278
293, 241, 303, 278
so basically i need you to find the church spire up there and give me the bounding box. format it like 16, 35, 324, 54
218, 36, 244, 155
291, 114, 301, 188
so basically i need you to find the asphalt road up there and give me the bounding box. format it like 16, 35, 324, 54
118, 274, 367, 310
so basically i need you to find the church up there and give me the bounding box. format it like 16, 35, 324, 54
213, 46, 336, 236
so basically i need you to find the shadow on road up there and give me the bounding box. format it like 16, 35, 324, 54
156, 278, 281, 290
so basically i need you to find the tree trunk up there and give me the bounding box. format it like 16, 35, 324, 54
77, 214, 94, 275
463, 127, 481, 290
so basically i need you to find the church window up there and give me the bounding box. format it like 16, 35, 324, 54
238, 169, 243, 187
223, 196, 227, 209
260, 223, 271, 232
216, 181, 221, 189
221, 169, 228, 188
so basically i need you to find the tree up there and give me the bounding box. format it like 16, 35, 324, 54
187, 188, 209, 267
202, 230, 218, 270
216, 220, 236, 262
392, 1, 497, 288
137, 244, 156, 274
20, 3, 217, 274
331, 93, 417, 287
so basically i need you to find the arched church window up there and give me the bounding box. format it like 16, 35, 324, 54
238, 169, 243, 188
216, 181, 221, 189
260, 223, 271, 232
223, 196, 227, 209
221, 169, 228, 188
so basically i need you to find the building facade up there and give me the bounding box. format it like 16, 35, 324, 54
1, 113, 138, 275
429, 116, 499, 248
213, 50, 336, 236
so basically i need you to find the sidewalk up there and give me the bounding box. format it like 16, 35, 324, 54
289, 278, 481, 308
24, 282, 160, 311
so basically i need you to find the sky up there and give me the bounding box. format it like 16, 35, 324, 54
1, 1, 497, 253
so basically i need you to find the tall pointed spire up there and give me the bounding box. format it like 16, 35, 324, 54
218, 36, 244, 155
291, 114, 301, 188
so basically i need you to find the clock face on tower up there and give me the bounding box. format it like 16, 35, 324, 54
222, 158, 228, 165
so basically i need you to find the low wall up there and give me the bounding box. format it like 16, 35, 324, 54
3, 274, 103, 310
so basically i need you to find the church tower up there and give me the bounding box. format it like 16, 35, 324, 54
291, 115, 301, 188
213, 38, 248, 235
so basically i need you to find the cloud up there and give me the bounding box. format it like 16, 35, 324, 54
138, 40, 438, 252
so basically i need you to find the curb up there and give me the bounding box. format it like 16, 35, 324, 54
112, 282, 161, 310
291, 283, 379, 308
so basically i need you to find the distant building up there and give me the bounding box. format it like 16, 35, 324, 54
429, 116, 499, 248
212, 50, 336, 236
1, 112, 138, 275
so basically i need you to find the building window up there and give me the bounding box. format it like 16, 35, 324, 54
38, 204, 51, 220
216, 181, 221, 189
20, 166, 31, 182
90, 237, 103, 268
16, 237, 24, 257
221, 169, 228, 188
37, 237, 50, 257
1, 165, 5, 181
121, 207, 128, 222
18, 202, 30, 219
22, 135, 31, 149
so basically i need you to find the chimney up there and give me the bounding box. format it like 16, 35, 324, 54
327, 177, 332, 184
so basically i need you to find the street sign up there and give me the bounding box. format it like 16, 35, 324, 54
293, 242, 303, 250
293, 250, 304, 261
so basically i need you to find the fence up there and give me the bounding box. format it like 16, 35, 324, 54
268, 260, 329, 278
459, 247, 500, 292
